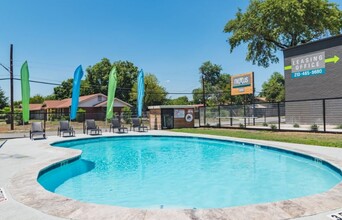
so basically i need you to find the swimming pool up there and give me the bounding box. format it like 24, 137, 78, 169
38, 135, 342, 209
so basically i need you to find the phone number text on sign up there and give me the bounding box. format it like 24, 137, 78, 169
291, 68, 326, 79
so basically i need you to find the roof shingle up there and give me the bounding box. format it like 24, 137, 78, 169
29, 104, 43, 111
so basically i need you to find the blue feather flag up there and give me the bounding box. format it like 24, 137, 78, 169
70, 65, 84, 120
137, 69, 145, 117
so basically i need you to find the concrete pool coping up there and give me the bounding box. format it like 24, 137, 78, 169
0, 130, 341, 220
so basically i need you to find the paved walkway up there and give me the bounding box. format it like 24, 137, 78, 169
0, 131, 341, 220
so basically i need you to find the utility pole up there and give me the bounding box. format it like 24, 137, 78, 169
202, 74, 206, 125
10, 44, 14, 130
202, 75, 206, 107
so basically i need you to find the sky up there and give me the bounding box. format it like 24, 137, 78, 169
0, 0, 340, 101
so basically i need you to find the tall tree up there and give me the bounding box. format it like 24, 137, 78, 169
130, 74, 167, 112
195, 61, 224, 106
52, 59, 154, 104
199, 61, 222, 85
114, 60, 139, 101
166, 96, 190, 105
0, 86, 8, 109
85, 58, 112, 95
44, 94, 57, 100
30, 94, 45, 104
85, 59, 138, 102
224, 0, 342, 67
53, 78, 89, 100
259, 72, 285, 102
54, 78, 73, 100
192, 88, 203, 104
212, 74, 232, 105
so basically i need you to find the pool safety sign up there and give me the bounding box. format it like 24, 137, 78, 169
174, 109, 185, 118
231, 72, 254, 96
284, 52, 340, 79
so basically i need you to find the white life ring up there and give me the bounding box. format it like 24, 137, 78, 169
185, 114, 193, 122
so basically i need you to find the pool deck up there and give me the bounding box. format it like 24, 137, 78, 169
0, 130, 341, 220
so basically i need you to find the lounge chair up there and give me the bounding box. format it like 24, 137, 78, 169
85, 119, 102, 135
109, 118, 128, 133
131, 118, 148, 132
30, 122, 46, 139
57, 121, 75, 137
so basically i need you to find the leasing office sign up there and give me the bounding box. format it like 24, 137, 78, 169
291, 52, 326, 79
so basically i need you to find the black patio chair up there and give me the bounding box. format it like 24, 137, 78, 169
57, 120, 75, 137
131, 118, 148, 132
30, 122, 46, 140
85, 119, 102, 135
109, 118, 128, 133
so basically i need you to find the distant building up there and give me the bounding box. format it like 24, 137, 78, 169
29, 93, 132, 120
148, 105, 196, 129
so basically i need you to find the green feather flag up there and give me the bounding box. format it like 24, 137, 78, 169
106, 66, 117, 119
20, 61, 30, 123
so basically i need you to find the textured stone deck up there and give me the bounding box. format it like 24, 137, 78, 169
0, 130, 341, 219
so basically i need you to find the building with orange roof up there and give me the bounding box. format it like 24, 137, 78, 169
29, 93, 132, 120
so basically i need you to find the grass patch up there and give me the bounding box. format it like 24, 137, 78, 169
172, 128, 342, 148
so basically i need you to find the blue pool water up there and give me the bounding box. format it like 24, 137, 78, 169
38, 136, 342, 209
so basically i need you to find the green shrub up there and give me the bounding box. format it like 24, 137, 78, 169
311, 123, 319, 132
262, 122, 268, 127
239, 123, 245, 128
50, 114, 57, 121
76, 108, 86, 122
2, 107, 23, 125
122, 106, 132, 124
335, 124, 342, 129
14, 113, 23, 125
293, 123, 300, 128
60, 115, 70, 121
2, 107, 11, 124
1, 106, 10, 113
270, 124, 277, 130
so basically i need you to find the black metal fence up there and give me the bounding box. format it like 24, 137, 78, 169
199, 97, 342, 133
0, 111, 150, 138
